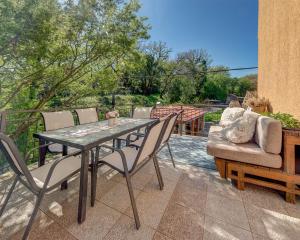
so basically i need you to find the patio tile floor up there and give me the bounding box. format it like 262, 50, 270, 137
1, 136, 300, 240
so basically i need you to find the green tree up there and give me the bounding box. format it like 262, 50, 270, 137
176, 49, 212, 97
0, 0, 149, 136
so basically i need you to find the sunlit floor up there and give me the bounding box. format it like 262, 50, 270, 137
1, 136, 300, 240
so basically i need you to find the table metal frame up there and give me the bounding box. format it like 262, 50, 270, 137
34, 118, 155, 223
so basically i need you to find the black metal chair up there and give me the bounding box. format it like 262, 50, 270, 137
115, 107, 154, 148
90, 114, 172, 229
0, 133, 82, 240
41, 111, 76, 154
128, 111, 183, 168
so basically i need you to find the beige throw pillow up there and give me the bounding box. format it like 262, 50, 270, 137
222, 111, 259, 144
219, 107, 245, 127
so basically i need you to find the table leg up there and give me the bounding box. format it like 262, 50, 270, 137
38, 138, 47, 167
78, 149, 89, 223
61, 145, 68, 190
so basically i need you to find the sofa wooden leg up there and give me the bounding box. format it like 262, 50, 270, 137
215, 158, 226, 179
237, 171, 245, 191
285, 183, 296, 204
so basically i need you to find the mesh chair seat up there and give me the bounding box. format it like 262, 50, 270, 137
100, 147, 138, 172
30, 155, 81, 188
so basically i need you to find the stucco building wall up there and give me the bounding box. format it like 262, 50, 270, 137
258, 0, 300, 119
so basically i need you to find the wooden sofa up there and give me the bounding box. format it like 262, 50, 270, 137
207, 115, 300, 203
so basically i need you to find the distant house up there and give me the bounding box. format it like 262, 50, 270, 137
258, 0, 300, 119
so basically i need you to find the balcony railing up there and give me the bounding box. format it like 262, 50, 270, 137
0, 103, 227, 173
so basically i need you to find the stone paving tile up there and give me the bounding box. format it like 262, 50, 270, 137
10, 210, 77, 240
158, 202, 205, 240
159, 135, 215, 170
153, 232, 174, 240
94, 174, 121, 200
100, 182, 140, 213
241, 184, 288, 214
2, 136, 300, 240
170, 173, 207, 214
203, 215, 253, 240
207, 174, 243, 201
205, 192, 250, 231
114, 169, 154, 191
103, 214, 155, 240
245, 202, 300, 240
157, 161, 182, 182
252, 234, 272, 240
281, 195, 300, 219
66, 202, 121, 240
0, 200, 37, 239
0, 178, 30, 210
143, 174, 178, 195
125, 175, 178, 229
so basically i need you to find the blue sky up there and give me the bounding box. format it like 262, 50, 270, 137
138, 0, 258, 77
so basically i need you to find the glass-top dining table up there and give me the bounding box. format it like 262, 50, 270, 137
34, 117, 156, 224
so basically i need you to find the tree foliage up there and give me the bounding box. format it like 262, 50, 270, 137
0, 0, 257, 136
0, 0, 149, 135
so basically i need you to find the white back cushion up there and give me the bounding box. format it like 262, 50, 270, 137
219, 107, 245, 127
222, 111, 259, 144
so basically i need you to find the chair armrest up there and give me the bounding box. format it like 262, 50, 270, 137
97, 144, 129, 172
42, 150, 82, 189
25, 142, 56, 162
125, 132, 143, 144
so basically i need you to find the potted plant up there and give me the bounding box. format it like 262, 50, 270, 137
244, 96, 269, 113
262, 112, 300, 137
105, 110, 119, 126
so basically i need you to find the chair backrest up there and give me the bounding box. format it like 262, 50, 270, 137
41, 111, 75, 131
132, 114, 172, 169
0, 133, 37, 189
161, 111, 183, 144
75, 108, 99, 124
133, 107, 153, 119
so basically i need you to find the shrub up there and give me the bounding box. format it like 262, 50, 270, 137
262, 112, 300, 129
205, 110, 223, 122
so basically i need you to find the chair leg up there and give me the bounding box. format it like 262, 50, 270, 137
153, 155, 164, 190
116, 139, 122, 149
124, 173, 140, 229
0, 177, 18, 217
22, 191, 45, 240
167, 142, 176, 168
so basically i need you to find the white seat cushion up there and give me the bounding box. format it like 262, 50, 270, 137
207, 126, 282, 169
100, 147, 138, 172
31, 155, 81, 188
